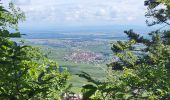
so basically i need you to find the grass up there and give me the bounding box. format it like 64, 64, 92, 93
57, 60, 107, 93
22, 39, 110, 93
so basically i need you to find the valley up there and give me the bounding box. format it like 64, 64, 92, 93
14, 32, 125, 93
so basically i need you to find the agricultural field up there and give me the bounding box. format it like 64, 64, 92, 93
13, 33, 126, 93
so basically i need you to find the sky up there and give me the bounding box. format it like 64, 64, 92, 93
2, 0, 148, 30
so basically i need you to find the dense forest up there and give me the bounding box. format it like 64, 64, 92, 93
0, 0, 170, 100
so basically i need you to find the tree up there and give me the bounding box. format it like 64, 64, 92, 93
0, 3, 70, 99
145, 0, 170, 26
78, 0, 170, 99
144, 0, 170, 45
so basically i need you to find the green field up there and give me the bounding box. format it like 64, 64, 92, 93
57, 60, 107, 93
20, 39, 112, 93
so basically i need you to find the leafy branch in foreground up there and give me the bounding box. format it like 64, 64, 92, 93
78, 0, 170, 99
0, 3, 70, 99
78, 29, 170, 100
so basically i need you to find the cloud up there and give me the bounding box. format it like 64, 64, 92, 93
13, 0, 31, 5
2, 0, 146, 25
96, 8, 108, 16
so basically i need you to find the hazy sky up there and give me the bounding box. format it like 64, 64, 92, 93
2, 0, 147, 28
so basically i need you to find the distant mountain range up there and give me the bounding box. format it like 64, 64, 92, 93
19, 24, 158, 35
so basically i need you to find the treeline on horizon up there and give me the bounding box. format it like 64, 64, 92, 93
0, 0, 170, 100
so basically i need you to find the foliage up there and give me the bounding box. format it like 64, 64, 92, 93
0, 3, 70, 99
78, 0, 170, 99
78, 30, 170, 99
145, 0, 170, 26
